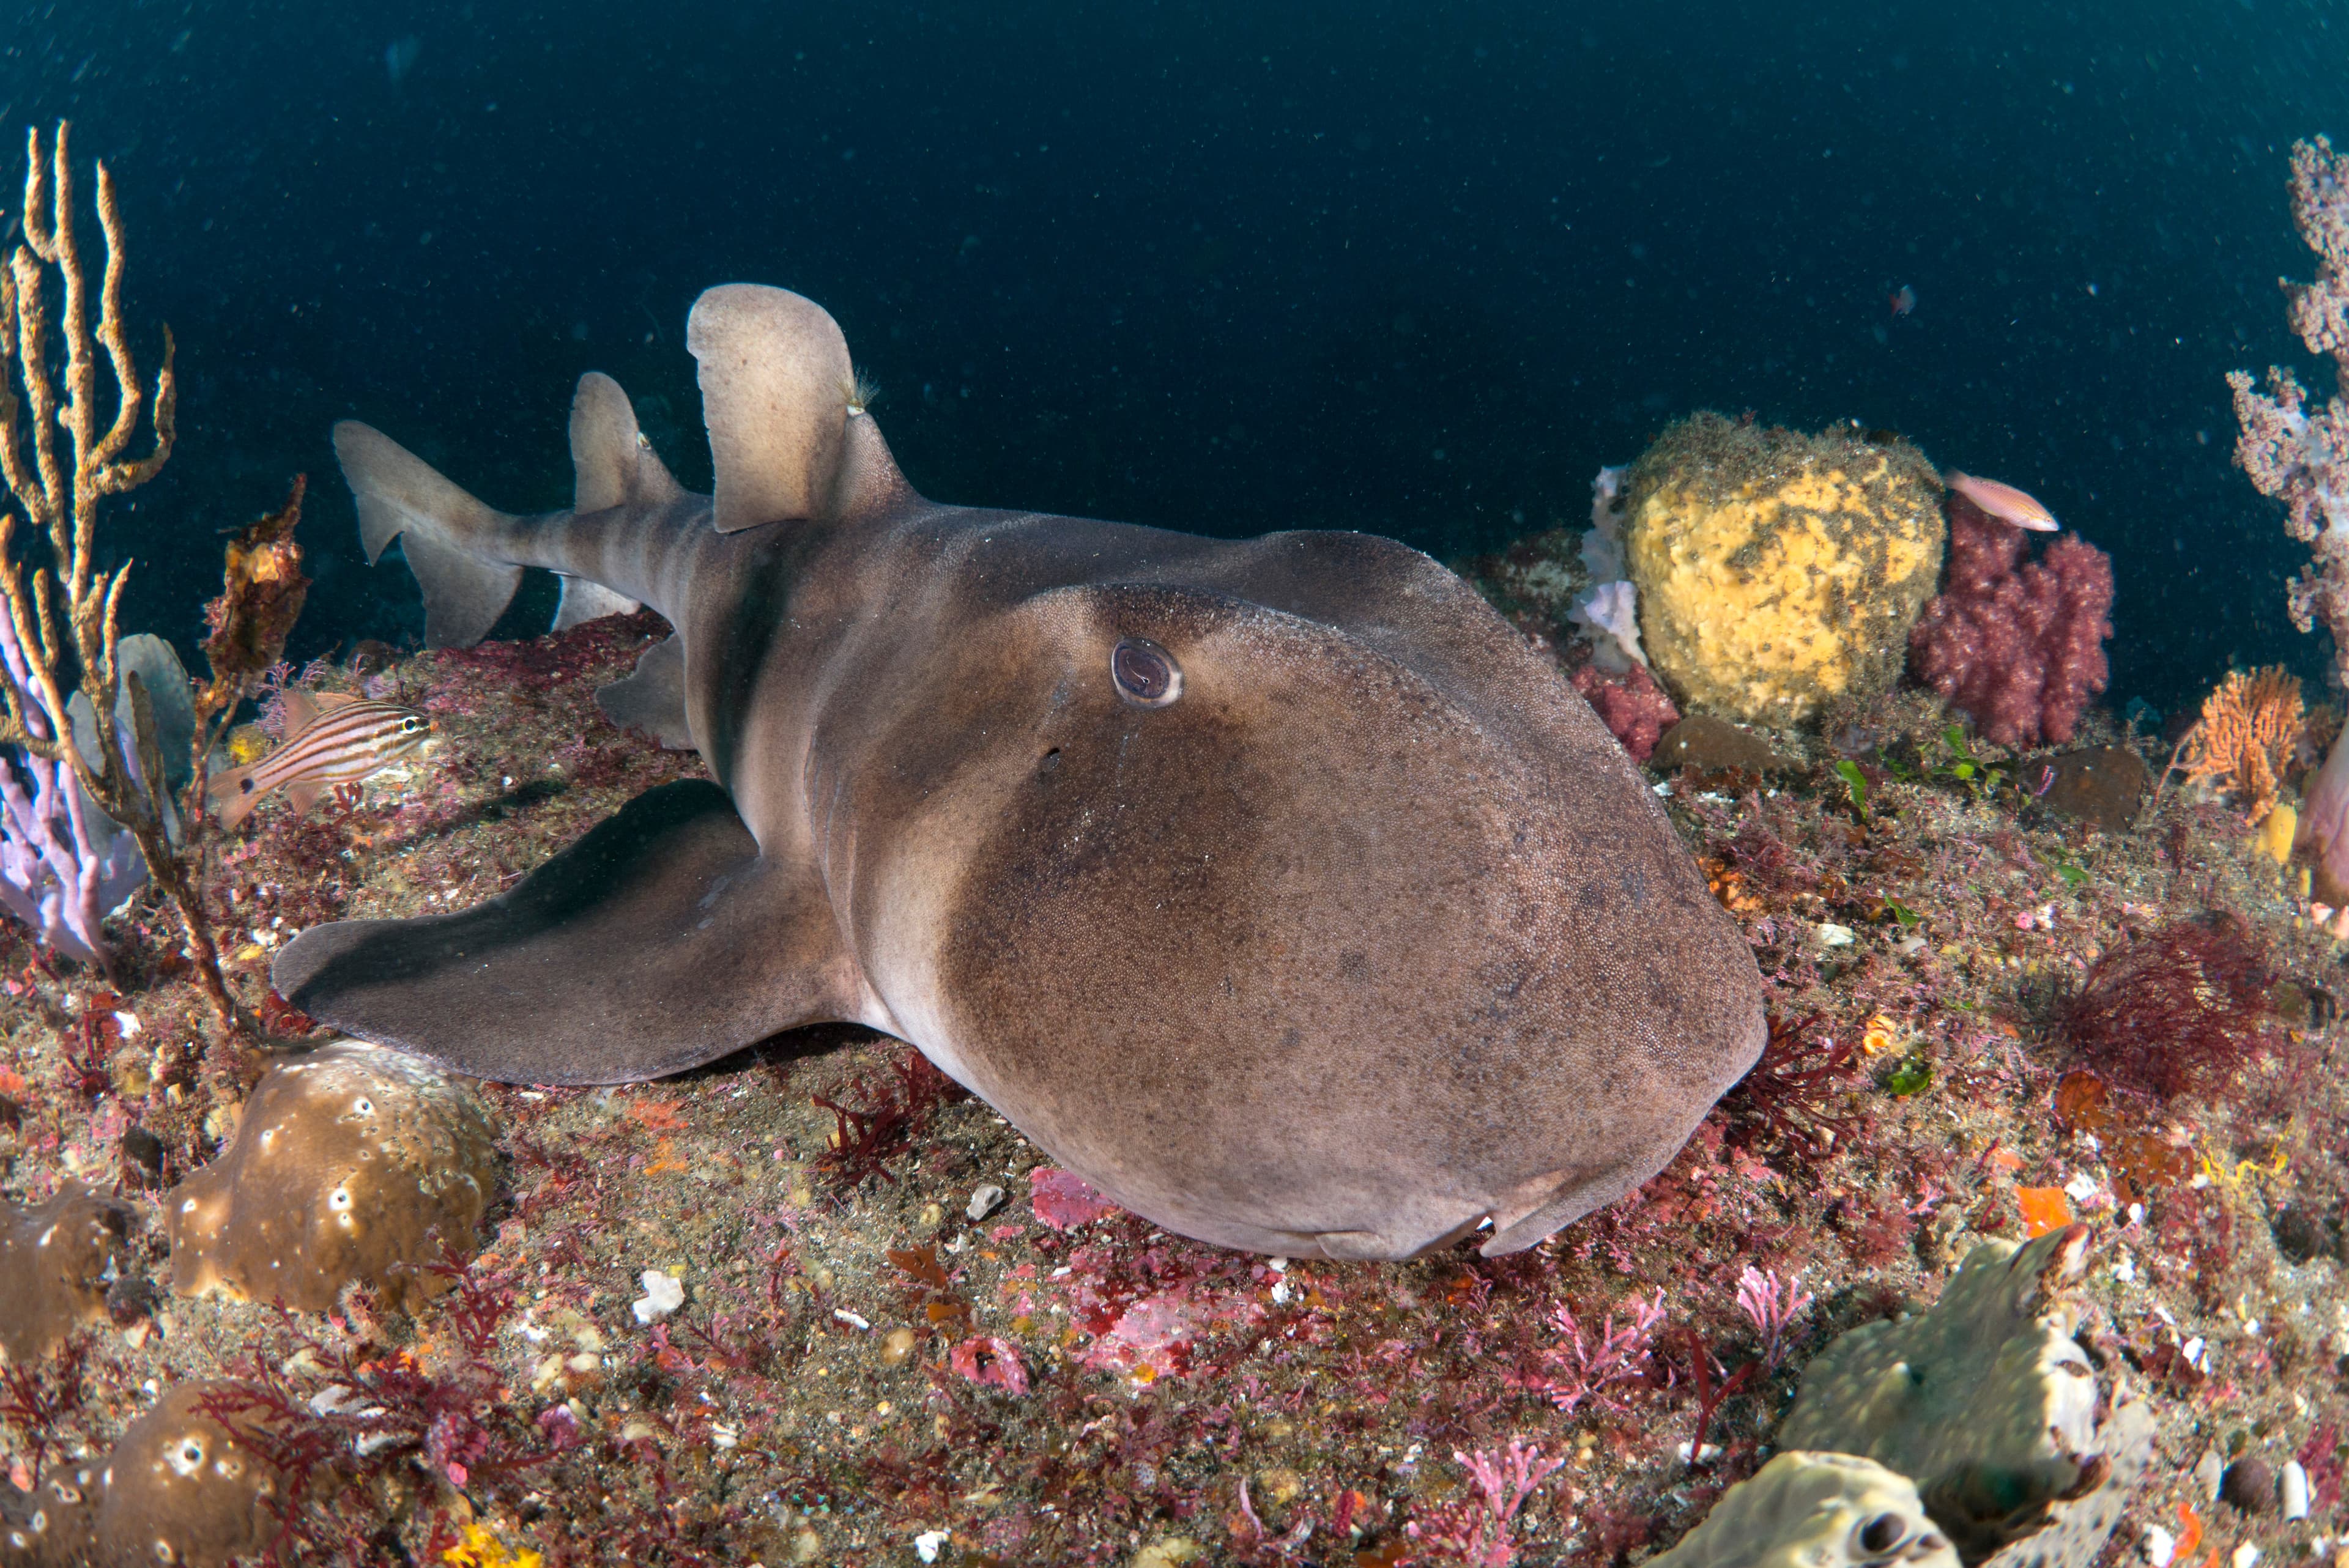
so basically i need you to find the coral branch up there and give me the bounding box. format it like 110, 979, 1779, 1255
2164, 665, 2304, 822
0, 122, 244, 1026
2234, 135, 2349, 687
1907, 498, 2115, 748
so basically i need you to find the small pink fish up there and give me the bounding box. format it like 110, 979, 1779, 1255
1889, 284, 1916, 318
1943, 470, 2058, 531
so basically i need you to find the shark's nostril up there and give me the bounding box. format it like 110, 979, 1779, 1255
1110, 638, 1181, 708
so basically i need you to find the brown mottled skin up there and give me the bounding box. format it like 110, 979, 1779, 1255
276, 285, 1765, 1261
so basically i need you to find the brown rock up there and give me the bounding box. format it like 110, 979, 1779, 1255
2029, 747, 2150, 833
2271, 1204, 2341, 1266
1652, 716, 1792, 776
2220, 1455, 2275, 1515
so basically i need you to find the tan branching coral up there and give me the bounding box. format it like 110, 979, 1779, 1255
2169, 665, 2304, 823
0, 123, 248, 1026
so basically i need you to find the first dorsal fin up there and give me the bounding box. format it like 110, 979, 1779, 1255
569, 371, 685, 514
686, 284, 908, 533
280, 688, 319, 738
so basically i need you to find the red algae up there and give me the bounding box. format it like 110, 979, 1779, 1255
2056, 914, 2280, 1100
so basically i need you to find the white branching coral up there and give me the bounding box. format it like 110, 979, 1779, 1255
2232, 135, 2349, 689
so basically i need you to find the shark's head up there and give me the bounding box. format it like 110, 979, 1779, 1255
839, 534, 1767, 1261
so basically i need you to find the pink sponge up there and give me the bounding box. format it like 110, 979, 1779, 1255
1572, 661, 1681, 764
1908, 499, 2115, 747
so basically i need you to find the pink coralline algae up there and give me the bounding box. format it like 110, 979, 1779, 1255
1906, 498, 2115, 747
949, 1335, 1031, 1394
1572, 660, 1681, 763
2232, 135, 2349, 688
1028, 1166, 1120, 1230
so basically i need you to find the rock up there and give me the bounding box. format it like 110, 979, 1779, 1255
165, 1041, 499, 1314
0, 1185, 139, 1362
120, 1125, 165, 1186
967, 1183, 1007, 1221
2029, 747, 2150, 834
1644, 1451, 1958, 1568
2269, 1204, 2341, 1266
2219, 1457, 2274, 1515
1778, 1226, 2153, 1567
105, 1271, 160, 1328
1652, 716, 1794, 776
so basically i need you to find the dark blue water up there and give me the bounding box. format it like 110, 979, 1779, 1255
7, 0, 2349, 717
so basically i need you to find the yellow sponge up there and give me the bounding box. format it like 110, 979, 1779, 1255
1624, 415, 1945, 725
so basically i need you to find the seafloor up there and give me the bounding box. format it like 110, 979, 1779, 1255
0, 558, 2340, 1567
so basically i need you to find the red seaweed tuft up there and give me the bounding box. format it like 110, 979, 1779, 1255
2056, 914, 2280, 1100
1719, 1012, 1862, 1156
809, 1046, 967, 1192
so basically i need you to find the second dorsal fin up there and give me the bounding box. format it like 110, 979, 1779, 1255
570, 371, 685, 514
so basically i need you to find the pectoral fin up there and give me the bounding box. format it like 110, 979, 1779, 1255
595, 634, 693, 750
272, 780, 858, 1084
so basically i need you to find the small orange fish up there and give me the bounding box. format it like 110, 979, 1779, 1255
206, 690, 432, 830
1944, 470, 2060, 531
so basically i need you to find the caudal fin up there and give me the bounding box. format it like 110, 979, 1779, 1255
333, 422, 524, 648
206, 760, 265, 832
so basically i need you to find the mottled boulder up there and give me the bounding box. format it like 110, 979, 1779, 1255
1646, 1451, 1957, 1568
2028, 747, 2148, 834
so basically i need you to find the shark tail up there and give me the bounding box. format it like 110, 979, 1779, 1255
334, 421, 525, 649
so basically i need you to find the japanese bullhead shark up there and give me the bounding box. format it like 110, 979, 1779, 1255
275, 284, 1765, 1262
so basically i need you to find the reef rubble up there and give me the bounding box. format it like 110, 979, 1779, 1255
0, 576, 2335, 1565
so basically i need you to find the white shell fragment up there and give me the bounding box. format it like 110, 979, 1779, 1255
2282, 1459, 2310, 1522
631, 1268, 685, 1324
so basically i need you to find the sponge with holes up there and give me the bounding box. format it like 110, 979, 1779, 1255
0, 1185, 137, 1362
165, 1042, 498, 1312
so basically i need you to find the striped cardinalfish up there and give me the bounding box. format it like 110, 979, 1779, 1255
206, 690, 432, 830
1943, 470, 2059, 531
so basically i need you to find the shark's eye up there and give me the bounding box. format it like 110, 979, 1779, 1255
1110, 638, 1181, 708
